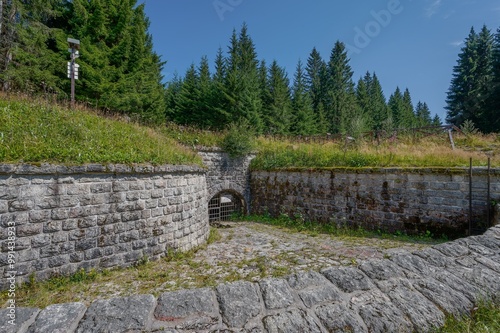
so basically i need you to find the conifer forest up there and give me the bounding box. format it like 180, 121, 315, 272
1, 1, 499, 134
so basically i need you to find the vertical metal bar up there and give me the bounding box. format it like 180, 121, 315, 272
70, 49, 75, 108
469, 158, 473, 235
487, 157, 491, 228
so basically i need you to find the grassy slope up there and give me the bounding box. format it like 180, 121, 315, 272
0, 96, 202, 166
251, 134, 500, 170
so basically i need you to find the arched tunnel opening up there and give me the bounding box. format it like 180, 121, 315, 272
208, 191, 245, 222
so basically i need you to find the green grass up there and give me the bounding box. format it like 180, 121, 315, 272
251, 134, 500, 170
0, 95, 202, 165
434, 300, 500, 333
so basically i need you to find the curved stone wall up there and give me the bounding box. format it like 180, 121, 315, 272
2, 225, 499, 332
0, 164, 209, 289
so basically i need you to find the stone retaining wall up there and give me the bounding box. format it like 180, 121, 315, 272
198, 149, 255, 211
251, 168, 500, 237
2, 224, 499, 332
0, 164, 209, 289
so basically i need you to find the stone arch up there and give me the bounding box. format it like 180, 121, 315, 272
208, 189, 246, 222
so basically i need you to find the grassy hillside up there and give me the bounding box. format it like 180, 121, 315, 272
251, 134, 500, 170
1, 94, 499, 169
0, 95, 202, 166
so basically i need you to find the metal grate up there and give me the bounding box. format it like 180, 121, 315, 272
208, 192, 243, 222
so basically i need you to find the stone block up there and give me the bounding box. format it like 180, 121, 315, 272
0, 307, 39, 333
315, 303, 366, 333
153, 288, 218, 331
216, 281, 262, 328
27, 302, 86, 333
263, 308, 323, 333
377, 278, 445, 332
321, 266, 375, 293
259, 278, 295, 310
76, 295, 155, 333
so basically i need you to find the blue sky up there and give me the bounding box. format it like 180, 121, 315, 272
143, 0, 500, 122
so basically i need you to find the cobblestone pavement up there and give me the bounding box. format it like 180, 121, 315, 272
5, 221, 438, 308
4, 224, 498, 333
197, 222, 434, 275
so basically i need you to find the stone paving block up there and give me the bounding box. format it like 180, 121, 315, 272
473, 234, 500, 250
456, 237, 499, 256
76, 294, 155, 333
433, 242, 470, 257
258, 278, 295, 310
315, 303, 367, 333
216, 281, 262, 329
297, 285, 343, 308
412, 277, 473, 316
321, 266, 375, 293
358, 259, 407, 281
262, 308, 322, 333
0, 307, 39, 333
389, 251, 436, 277
286, 270, 332, 290
432, 270, 484, 303
152, 288, 218, 331
27, 302, 86, 333
376, 278, 445, 332
475, 255, 500, 274
351, 289, 413, 333
414, 247, 455, 269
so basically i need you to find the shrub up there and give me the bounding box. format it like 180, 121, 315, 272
221, 121, 255, 158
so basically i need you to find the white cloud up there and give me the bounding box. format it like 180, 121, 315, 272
450, 41, 463, 47
425, 0, 443, 18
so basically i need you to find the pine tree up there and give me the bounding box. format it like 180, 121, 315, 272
324, 41, 358, 134
291, 60, 317, 135
369, 73, 389, 130
0, 0, 66, 93
487, 27, 500, 132
400, 88, 416, 128
66, 0, 166, 122
223, 23, 263, 132
388, 87, 404, 128
210, 47, 230, 129
175, 64, 199, 125
305, 47, 326, 114
415, 101, 432, 127
356, 73, 372, 129
446, 26, 494, 131
432, 114, 442, 126
264, 60, 291, 134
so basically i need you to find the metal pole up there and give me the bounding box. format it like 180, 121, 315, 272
469, 158, 473, 235
70, 49, 75, 108
487, 157, 491, 228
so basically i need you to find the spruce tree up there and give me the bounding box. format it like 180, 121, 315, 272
415, 101, 432, 127
325, 41, 358, 134
400, 88, 416, 128
0, 0, 65, 93
264, 60, 291, 134
305, 47, 326, 113
210, 47, 230, 129
291, 60, 317, 135
388, 87, 404, 128
487, 27, 500, 132
369, 73, 389, 130
356, 73, 373, 129
446, 26, 494, 131
223, 23, 263, 132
